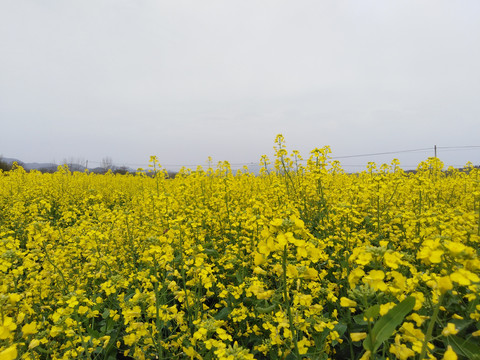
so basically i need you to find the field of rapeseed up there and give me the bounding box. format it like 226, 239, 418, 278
1, 135, 479, 360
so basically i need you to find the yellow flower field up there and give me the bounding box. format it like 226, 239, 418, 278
1, 136, 479, 360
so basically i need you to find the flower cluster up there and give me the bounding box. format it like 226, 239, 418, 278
0, 139, 479, 359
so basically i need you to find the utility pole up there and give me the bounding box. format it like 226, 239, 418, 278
434, 145, 437, 158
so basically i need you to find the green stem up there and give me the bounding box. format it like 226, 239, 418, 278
377, 184, 381, 234
282, 245, 299, 359
42, 241, 68, 295
153, 259, 162, 339
477, 198, 480, 236
179, 231, 193, 336
419, 293, 444, 360
125, 215, 138, 268
419, 190, 422, 215
279, 152, 295, 198
282, 246, 288, 303
366, 319, 374, 360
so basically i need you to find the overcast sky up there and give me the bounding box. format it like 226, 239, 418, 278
1, 0, 480, 171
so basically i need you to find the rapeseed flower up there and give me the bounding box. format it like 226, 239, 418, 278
340, 297, 357, 307
443, 345, 458, 360
0, 345, 17, 360
1, 137, 479, 359
350, 332, 367, 342
441, 323, 459, 336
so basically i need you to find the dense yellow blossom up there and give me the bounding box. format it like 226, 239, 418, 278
1, 139, 479, 359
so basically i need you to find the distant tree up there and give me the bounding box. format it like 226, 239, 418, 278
62, 157, 87, 172
0, 156, 11, 171
167, 171, 178, 178
101, 157, 114, 173
38, 167, 56, 174
113, 166, 129, 175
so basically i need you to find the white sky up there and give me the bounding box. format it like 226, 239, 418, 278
1, 0, 480, 171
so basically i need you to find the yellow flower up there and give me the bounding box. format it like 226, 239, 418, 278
400, 322, 424, 343
0, 317, 17, 339
417, 243, 444, 265
276, 233, 288, 247
17, 312, 26, 324
51, 310, 62, 323
258, 238, 274, 256
356, 252, 373, 266
443, 345, 457, 360
270, 218, 284, 228
78, 306, 89, 315
350, 332, 367, 342
286, 264, 298, 278
8, 293, 22, 304
444, 241, 466, 257
359, 350, 371, 360
389, 343, 415, 360
254, 252, 265, 266
380, 302, 396, 316
442, 323, 458, 336
450, 269, 480, 286
297, 337, 310, 354
384, 251, 402, 269
411, 292, 425, 311
183, 346, 198, 359
348, 267, 365, 288
22, 321, 38, 336
123, 306, 141, 324
407, 313, 427, 327
362, 270, 387, 291
429, 250, 444, 263
390, 271, 407, 292
29, 339, 41, 349
216, 328, 233, 341
66, 296, 79, 308
253, 266, 267, 275
49, 325, 63, 337
438, 276, 453, 294
340, 297, 357, 307
0, 345, 17, 360
123, 333, 137, 346
193, 327, 208, 341
450, 271, 471, 286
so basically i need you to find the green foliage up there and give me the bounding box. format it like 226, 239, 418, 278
363, 297, 416, 354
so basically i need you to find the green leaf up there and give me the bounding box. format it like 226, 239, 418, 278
333, 322, 348, 347
102, 308, 110, 319
86, 326, 101, 338
353, 314, 368, 325
256, 304, 277, 314
235, 271, 244, 284
214, 307, 232, 320
334, 321, 348, 337
448, 335, 480, 360
364, 304, 380, 321
363, 296, 416, 353
450, 318, 474, 333
204, 248, 219, 257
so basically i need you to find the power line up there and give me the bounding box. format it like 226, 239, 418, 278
437, 145, 480, 150
331, 147, 432, 160
436, 146, 480, 153
82, 145, 479, 169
